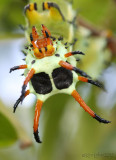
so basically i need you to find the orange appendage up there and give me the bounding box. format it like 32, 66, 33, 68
32, 26, 39, 41
31, 25, 54, 59
24, 68, 35, 85
19, 65, 27, 69
24, 90, 30, 97
71, 90, 95, 117
64, 52, 72, 57
33, 100, 43, 132
41, 24, 51, 37
78, 76, 88, 82
59, 60, 73, 70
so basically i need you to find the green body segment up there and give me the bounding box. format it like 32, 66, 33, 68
24, 0, 76, 43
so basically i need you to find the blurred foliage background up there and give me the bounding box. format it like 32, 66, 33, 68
0, 0, 116, 160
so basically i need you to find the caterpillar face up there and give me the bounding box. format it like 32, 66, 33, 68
30, 25, 54, 59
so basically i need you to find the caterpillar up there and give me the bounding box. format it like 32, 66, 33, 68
10, 25, 110, 143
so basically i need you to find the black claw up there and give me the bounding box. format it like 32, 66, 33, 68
13, 97, 21, 113
88, 79, 105, 90
34, 130, 42, 143
13, 94, 25, 113
94, 113, 111, 124
9, 66, 19, 73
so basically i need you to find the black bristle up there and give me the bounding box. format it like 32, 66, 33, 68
58, 36, 63, 41
21, 50, 27, 56
25, 46, 28, 50
30, 44, 33, 48
51, 36, 56, 41
64, 42, 68, 45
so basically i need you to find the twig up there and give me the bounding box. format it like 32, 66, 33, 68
78, 16, 116, 56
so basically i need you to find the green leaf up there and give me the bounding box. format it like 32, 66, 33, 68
0, 101, 32, 148
0, 112, 17, 147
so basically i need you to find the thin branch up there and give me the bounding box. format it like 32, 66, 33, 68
78, 16, 116, 56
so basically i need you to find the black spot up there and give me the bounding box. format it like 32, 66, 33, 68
29, 49, 31, 51
76, 58, 80, 62
31, 72, 52, 94
65, 47, 68, 49
45, 31, 49, 38
39, 49, 42, 53
34, 3, 37, 10
45, 47, 47, 52
55, 54, 60, 57
52, 67, 73, 90
31, 60, 35, 64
